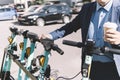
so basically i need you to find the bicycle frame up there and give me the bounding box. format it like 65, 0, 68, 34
37, 39, 53, 80
0, 27, 20, 80
8, 50, 37, 80
36, 38, 64, 80
24, 32, 40, 80
35, 49, 50, 80
4, 31, 37, 80
18, 30, 29, 80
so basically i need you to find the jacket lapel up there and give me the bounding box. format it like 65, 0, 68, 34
83, 2, 96, 42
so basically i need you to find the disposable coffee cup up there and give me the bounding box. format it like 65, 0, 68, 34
103, 22, 118, 41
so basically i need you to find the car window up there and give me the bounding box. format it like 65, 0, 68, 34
57, 5, 70, 11
0, 8, 5, 12
40, 6, 47, 11
34, 6, 44, 13
47, 6, 57, 13
63, 5, 69, 10
57, 6, 62, 10
27, 6, 39, 12
6, 8, 11, 12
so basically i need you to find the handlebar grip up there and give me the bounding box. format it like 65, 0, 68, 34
101, 47, 120, 55
63, 40, 84, 48
52, 44, 64, 55
27, 32, 40, 42
9, 27, 19, 35
20, 30, 29, 38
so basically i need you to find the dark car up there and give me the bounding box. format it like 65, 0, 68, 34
18, 3, 72, 27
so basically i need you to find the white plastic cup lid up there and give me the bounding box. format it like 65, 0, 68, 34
103, 22, 118, 30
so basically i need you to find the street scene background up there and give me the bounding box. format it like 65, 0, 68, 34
0, 14, 82, 80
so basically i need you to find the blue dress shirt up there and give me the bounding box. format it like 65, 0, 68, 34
88, 0, 113, 62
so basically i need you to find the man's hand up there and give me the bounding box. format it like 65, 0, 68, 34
39, 34, 53, 40
104, 29, 120, 45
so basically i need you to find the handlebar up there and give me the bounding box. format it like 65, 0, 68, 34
20, 30, 29, 38
63, 40, 120, 55
9, 27, 22, 35
101, 47, 120, 55
52, 44, 64, 55
40, 38, 64, 55
22, 31, 64, 55
26, 32, 40, 42
10, 27, 64, 55
63, 40, 84, 48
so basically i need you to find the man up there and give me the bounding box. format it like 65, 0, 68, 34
40, 0, 120, 80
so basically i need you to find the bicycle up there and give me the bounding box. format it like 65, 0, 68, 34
8, 31, 41, 80
23, 32, 64, 80
33, 38, 64, 80
0, 27, 21, 80
24, 32, 41, 80
5, 30, 64, 80
17, 30, 29, 80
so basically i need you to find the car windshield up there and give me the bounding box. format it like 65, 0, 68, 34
27, 6, 39, 12
34, 5, 45, 13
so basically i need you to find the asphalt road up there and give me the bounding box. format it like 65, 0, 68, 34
0, 14, 82, 80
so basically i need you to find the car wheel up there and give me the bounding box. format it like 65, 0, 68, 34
62, 16, 70, 24
36, 18, 45, 27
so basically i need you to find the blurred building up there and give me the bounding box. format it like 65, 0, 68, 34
45, 0, 82, 7
0, 0, 13, 5
0, 0, 33, 5
0, 0, 85, 11
14, 0, 34, 4
0, 0, 83, 6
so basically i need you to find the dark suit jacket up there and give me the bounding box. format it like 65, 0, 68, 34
56, 0, 120, 65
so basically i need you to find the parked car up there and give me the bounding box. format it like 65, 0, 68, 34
18, 3, 72, 27
0, 7, 18, 20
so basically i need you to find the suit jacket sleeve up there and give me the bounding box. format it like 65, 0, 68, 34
49, 4, 87, 40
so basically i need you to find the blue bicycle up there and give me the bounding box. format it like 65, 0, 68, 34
0, 27, 21, 80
